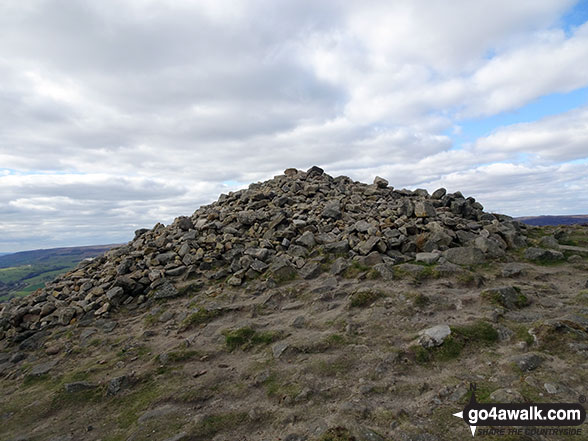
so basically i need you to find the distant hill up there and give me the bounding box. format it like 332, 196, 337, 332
0, 244, 119, 302
516, 215, 588, 226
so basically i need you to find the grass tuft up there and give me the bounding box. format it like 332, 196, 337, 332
349, 290, 383, 307
181, 307, 221, 330
222, 327, 281, 351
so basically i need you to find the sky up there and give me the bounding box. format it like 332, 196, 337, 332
1, 0, 588, 253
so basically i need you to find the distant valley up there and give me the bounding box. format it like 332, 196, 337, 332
0, 245, 119, 302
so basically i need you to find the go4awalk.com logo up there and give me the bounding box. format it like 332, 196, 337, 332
452, 384, 586, 437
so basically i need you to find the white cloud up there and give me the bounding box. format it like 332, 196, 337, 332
474, 105, 588, 162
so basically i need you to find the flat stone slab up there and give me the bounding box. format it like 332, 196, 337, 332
30, 359, 58, 376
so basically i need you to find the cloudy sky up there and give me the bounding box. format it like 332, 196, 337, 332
1, 0, 588, 252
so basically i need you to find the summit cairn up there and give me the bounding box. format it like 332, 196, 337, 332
0, 166, 527, 340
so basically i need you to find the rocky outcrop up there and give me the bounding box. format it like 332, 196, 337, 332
0, 166, 528, 343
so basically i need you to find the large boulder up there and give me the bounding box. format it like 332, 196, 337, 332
443, 247, 485, 265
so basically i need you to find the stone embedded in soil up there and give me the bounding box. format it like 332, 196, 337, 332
418, 324, 451, 348
510, 353, 544, 372
29, 359, 58, 376
524, 247, 564, 261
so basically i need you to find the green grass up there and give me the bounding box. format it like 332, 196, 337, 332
165, 349, 201, 363
180, 307, 221, 330
452, 321, 499, 343
143, 312, 161, 327
411, 292, 430, 308
51, 384, 105, 410
324, 333, 346, 347
481, 286, 529, 309
509, 323, 535, 346
413, 321, 499, 364
0, 245, 114, 301
393, 263, 439, 281
343, 261, 371, 278
576, 289, 588, 306
349, 290, 383, 307
222, 327, 281, 351
115, 379, 162, 429
263, 372, 300, 399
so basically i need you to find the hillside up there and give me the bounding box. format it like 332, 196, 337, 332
517, 215, 588, 226
0, 167, 587, 441
0, 245, 119, 302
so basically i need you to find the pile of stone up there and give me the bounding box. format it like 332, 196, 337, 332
0, 166, 527, 342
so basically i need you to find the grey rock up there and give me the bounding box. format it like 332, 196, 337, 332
415, 252, 439, 265
524, 247, 564, 262
165, 266, 187, 277
291, 316, 306, 328
510, 353, 544, 371
431, 188, 446, 199
418, 324, 451, 348
353, 425, 386, 441
64, 382, 97, 393
299, 261, 322, 280
30, 359, 58, 376
40, 303, 56, 317
358, 236, 380, 255
481, 286, 528, 309
0, 362, 12, 375
501, 262, 526, 277
152, 281, 180, 299
250, 259, 269, 272
359, 251, 383, 266
443, 247, 485, 265
474, 236, 505, 258
177, 216, 193, 231
57, 307, 76, 325
237, 210, 258, 225
155, 251, 176, 265
227, 275, 242, 286
354, 220, 373, 233
330, 257, 349, 275
539, 236, 560, 249
272, 342, 289, 359
321, 201, 341, 219
544, 383, 559, 394
244, 247, 269, 261
296, 231, 316, 248
372, 263, 395, 281
269, 259, 297, 281
106, 286, 124, 302
489, 388, 524, 403
306, 165, 324, 176
107, 375, 130, 396
10, 352, 26, 363
324, 239, 349, 254
373, 176, 388, 188
414, 201, 436, 218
